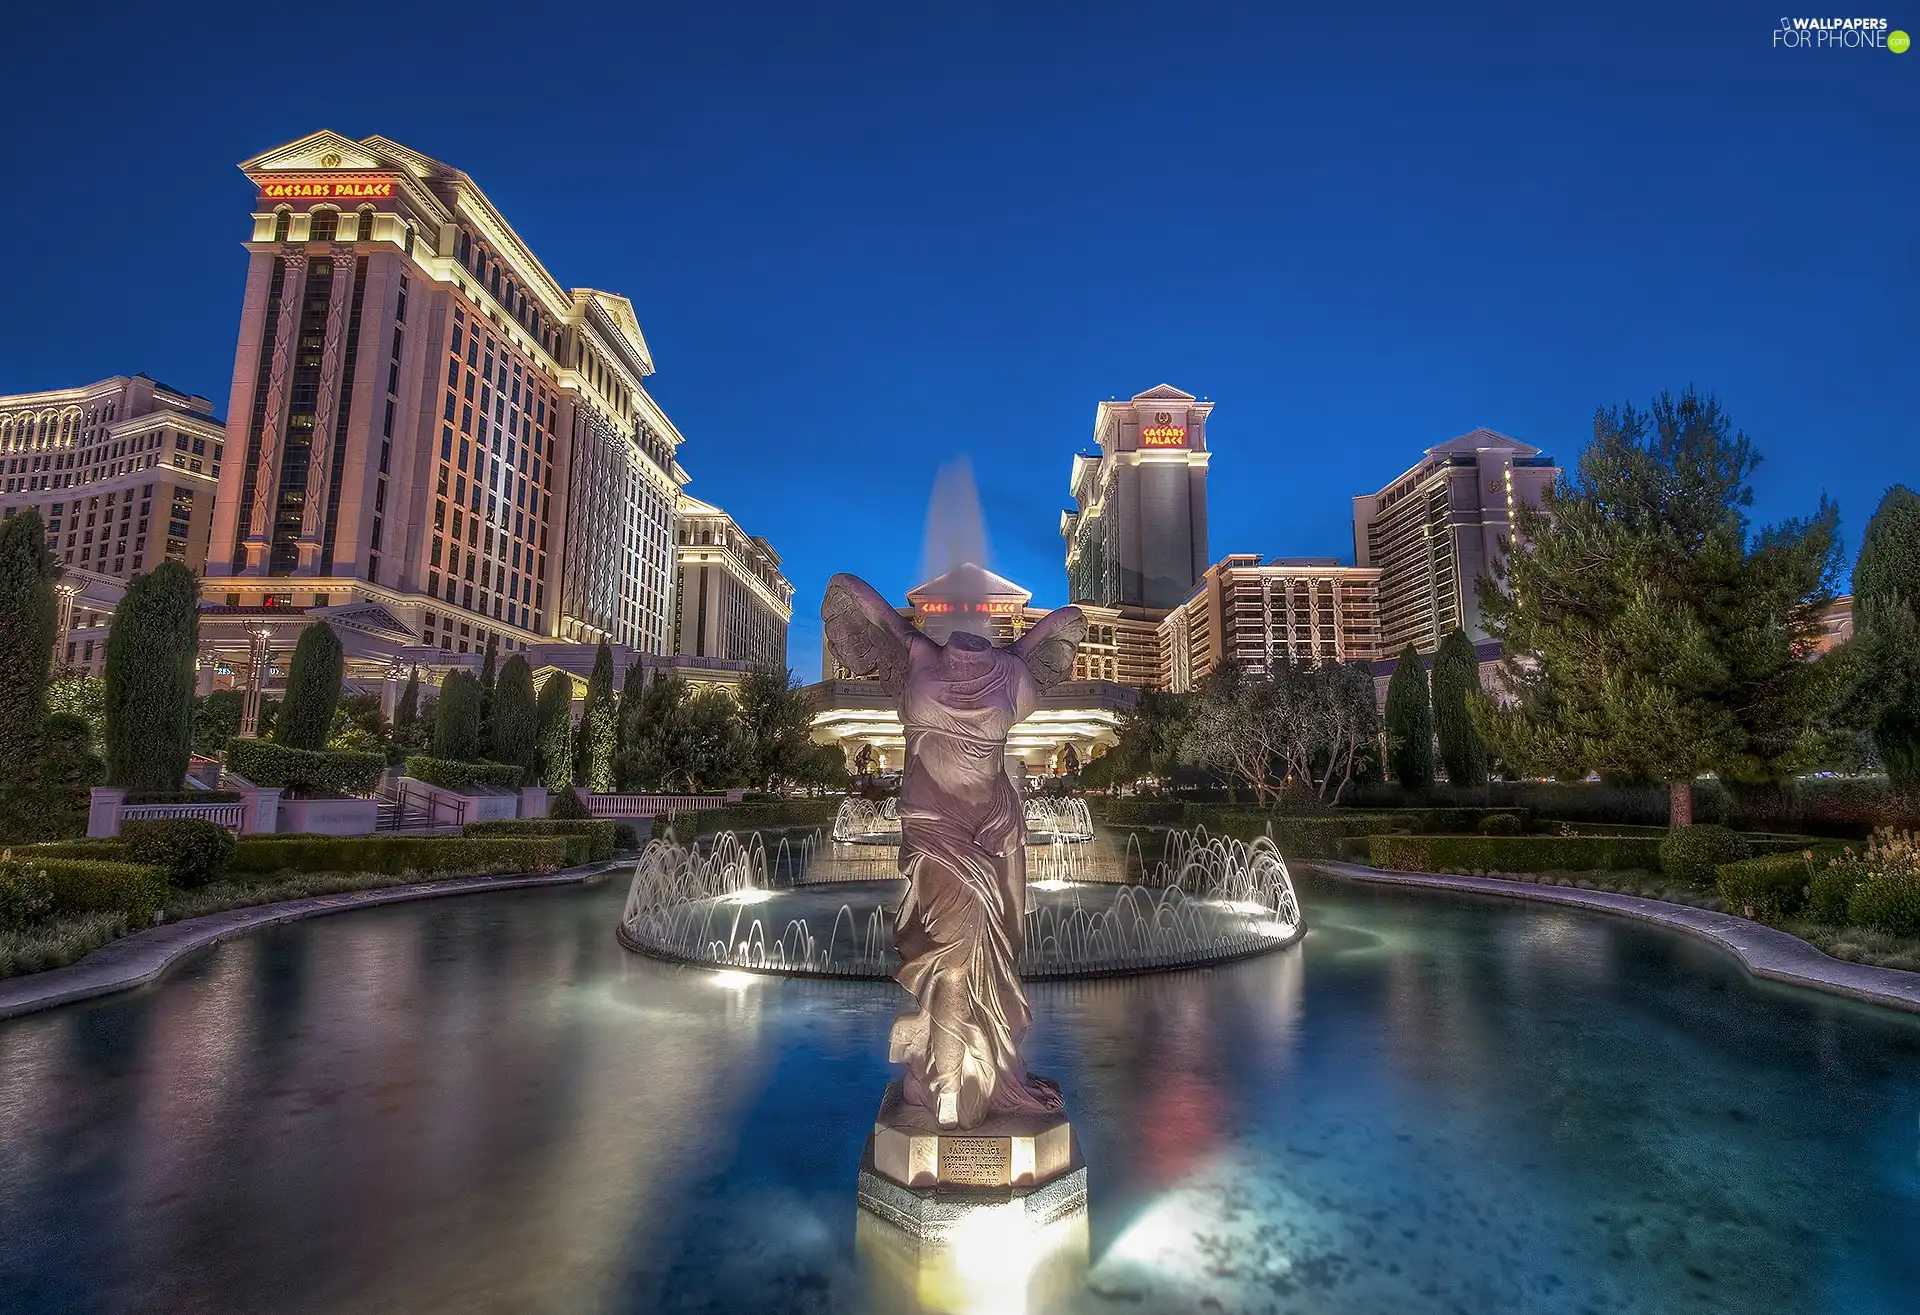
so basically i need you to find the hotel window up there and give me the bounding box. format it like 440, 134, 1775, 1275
308, 209, 338, 242
273, 208, 291, 241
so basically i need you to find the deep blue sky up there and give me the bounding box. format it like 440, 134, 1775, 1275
1, 2, 1913, 677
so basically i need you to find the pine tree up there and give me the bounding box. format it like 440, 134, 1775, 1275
1384, 644, 1435, 790
577, 641, 616, 792
1480, 389, 1839, 826
273, 621, 344, 750
1848, 486, 1920, 789
0, 509, 57, 802
1430, 629, 1488, 787
491, 655, 539, 775
432, 670, 484, 762
103, 561, 200, 792
535, 673, 576, 790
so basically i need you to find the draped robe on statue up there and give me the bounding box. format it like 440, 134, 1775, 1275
822, 574, 1085, 1130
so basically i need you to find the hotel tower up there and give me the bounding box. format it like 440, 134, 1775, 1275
204, 131, 687, 659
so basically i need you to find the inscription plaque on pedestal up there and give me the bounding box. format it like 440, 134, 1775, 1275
939, 1137, 1010, 1187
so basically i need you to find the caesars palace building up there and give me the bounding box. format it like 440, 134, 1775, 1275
1, 131, 791, 712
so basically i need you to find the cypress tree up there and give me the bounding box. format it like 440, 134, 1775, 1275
616, 658, 648, 761
1384, 643, 1435, 790
578, 641, 616, 792
476, 638, 498, 757
536, 672, 576, 790
432, 670, 484, 761
0, 509, 57, 801
1851, 486, 1920, 789
491, 655, 539, 775
1431, 628, 1489, 787
394, 667, 420, 739
273, 621, 344, 750
103, 561, 200, 792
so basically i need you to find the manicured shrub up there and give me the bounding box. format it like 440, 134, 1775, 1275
1658, 824, 1752, 886
577, 641, 617, 792
491, 656, 539, 776
404, 755, 523, 792
12, 839, 128, 861
0, 860, 54, 931
535, 674, 576, 790
226, 740, 385, 795
1808, 859, 1865, 924
613, 823, 640, 852
227, 835, 566, 878
103, 561, 200, 793
549, 785, 591, 819
25, 857, 169, 920
432, 671, 484, 762
274, 622, 345, 751
1829, 829, 1920, 936
1365, 833, 1668, 874
120, 818, 235, 889
0, 510, 57, 810
476, 642, 499, 757
1477, 813, 1524, 836
463, 819, 615, 865
1716, 853, 1820, 921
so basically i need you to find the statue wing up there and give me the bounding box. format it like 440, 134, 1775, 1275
822, 573, 919, 698
1013, 605, 1086, 694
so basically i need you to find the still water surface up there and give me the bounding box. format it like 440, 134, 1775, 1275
1, 875, 1915, 1314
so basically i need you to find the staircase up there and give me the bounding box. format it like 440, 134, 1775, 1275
374, 780, 437, 831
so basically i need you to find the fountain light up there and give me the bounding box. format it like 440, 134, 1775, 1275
707, 970, 755, 990
721, 888, 776, 905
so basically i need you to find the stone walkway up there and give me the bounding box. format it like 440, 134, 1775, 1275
1310, 859, 1920, 1016
0, 861, 626, 1022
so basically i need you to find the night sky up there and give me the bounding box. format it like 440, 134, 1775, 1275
1, 1, 1912, 677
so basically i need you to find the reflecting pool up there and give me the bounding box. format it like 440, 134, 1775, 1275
1, 875, 1916, 1313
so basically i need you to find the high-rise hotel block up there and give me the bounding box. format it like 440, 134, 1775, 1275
1159, 555, 1383, 693
1352, 428, 1558, 655
1062, 384, 1210, 612
205, 131, 686, 657
672, 493, 793, 671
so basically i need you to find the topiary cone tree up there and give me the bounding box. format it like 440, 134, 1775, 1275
273, 621, 344, 750
577, 641, 617, 793
1431, 628, 1489, 787
1850, 485, 1920, 790
535, 672, 576, 791
476, 638, 498, 758
103, 561, 201, 793
432, 670, 483, 762
0, 509, 58, 807
491, 655, 539, 777
1384, 643, 1435, 790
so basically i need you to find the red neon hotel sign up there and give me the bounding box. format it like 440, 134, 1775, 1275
257, 175, 396, 201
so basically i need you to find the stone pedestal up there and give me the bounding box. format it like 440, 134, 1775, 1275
865, 1080, 1079, 1192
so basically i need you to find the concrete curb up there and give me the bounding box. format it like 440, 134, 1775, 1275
0, 860, 627, 1022
1306, 860, 1920, 1016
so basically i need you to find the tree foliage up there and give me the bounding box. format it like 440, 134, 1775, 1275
1431, 629, 1488, 787
476, 640, 498, 757
1479, 389, 1840, 826
736, 667, 816, 790
103, 561, 200, 792
194, 689, 244, 756
390, 667, 429, 762
577, 641, 617, 792
1383, 645, 1435, 789
274, 622, 344, 751
535, 673, 576, 790
491, 655, 539, 775
432, 670, 484, 762
0, 509, 57, 803
1846, 486, 1920, 789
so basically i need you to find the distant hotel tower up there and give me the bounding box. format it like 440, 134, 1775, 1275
1352, 428, 1558, 654
205, 131, 686, 657
1061, 384, 1211, 612
672, 493, 793, 671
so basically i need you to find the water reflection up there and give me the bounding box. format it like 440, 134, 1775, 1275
0, 878, 1914, 1314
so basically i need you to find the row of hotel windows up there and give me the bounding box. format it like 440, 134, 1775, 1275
425, 306, 554, 634
455, 229, 558, 361
3, 428, 222, 496
0, 399, 118, 450
270, 205, 414, 255
14, 483, 197, 573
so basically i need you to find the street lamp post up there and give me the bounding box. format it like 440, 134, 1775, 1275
240, 628, 272, 739
53, 583, 79, 666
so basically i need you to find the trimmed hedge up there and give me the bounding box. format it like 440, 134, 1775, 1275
1658, 825, 1752, 885
228, 835, 565, 878
228, 739, 384, 796
1093, 799, 1535, 838
14, 839, 129, 861
120, 818, 234, 888
22, 857, 168, 920
405, 756, 524, 792
1716, 853, 1822, 921
1477, 813, 1524, 836
613, 823, 640, 852
1364, 834, 1667, 874
648, 798, 840, 841
463, 819, 615, 865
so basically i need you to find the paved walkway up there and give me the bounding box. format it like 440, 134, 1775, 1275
0, 861, 626, 1022
1309, 859, 1920, 1016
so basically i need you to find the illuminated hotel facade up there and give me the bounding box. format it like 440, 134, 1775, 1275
1352, 427, 1558, 655
673, 493, 793, 671
1062, 384, 1211, 612
203, 130, 688, 664
1159, 555, 1383, 693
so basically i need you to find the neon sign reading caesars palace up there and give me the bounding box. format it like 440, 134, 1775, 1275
257, 176, 396, 201
919, 601, 1022, 615
1139, 411, 1187, 447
